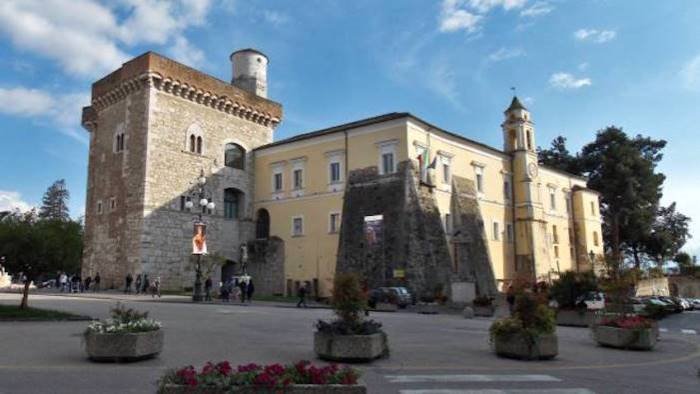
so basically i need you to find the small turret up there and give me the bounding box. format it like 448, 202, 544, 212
230, 48, 268, 98
502, 96, 535, 153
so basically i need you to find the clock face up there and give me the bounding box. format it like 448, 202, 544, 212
527, 162, 538, 178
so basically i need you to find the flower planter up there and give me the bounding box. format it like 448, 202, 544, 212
314, 332, 388, 362
473, 305, 495, 317
592, 325, 657, 350
493, 332, 558, 360
84, 329, 163, 362
416, 303, 439, 314
556, 309, 594, 327
373, 303, 398, 312
159, 383, 367, 394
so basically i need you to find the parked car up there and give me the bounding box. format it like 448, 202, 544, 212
389, 287, 413, 308
576, 291, 605, 310
692, 299, 700, 310
658, 296, 684, 313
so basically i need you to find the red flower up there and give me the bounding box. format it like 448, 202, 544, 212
238, 363, 261, 373
175, 366, 198, 386
264, 363, 285, 376
216, 361, 232, 376
254, 372, 276, 387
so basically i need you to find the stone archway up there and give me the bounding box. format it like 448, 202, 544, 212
256, 209, 270, 239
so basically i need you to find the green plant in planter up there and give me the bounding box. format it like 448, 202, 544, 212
549, 271, 597, 310
316, 273, 383, 335
490, 292, 555, 344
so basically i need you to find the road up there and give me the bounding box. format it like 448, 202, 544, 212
0, 293, 698, 393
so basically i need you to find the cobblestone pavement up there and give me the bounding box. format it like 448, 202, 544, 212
0, 293, 698, 394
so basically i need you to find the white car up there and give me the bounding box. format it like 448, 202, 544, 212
576, 291, 605, 310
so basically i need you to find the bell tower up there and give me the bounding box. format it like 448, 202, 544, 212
502, 97, 551, 280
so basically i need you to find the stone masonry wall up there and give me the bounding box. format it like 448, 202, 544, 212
450, 176, 498, 296
246, 237, 285, 296
335, 160, 454, 300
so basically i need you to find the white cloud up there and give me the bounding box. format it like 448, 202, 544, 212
169, 36, 205, 68
549, 72, 592, 89
438, 0, 526, 33
574, 28, 617, 43
681, 53, 700, 91
0, 87, 89, 142
262, 10, 289, 26
520, 1, 553, 17
428, 60, 465, 110
578, 62, 589, 71
0, 0, 212, 78
0, 190, 34, 212
488, 47, 525, 62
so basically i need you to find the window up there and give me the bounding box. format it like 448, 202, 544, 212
568, 228, 574, 244
526, 130, 533, 150
554, 245, 560, 258
97, 200, 103, 214
256, 209, 270, 239
224, 143, 245, 169
189, 134, 196, 153
110, 197, 116, 211
590, 201, 596, 215
504, 180, 511, 200
180, 196, 191, 211
549, 187, 556, 211
493, 221, 500, 241
292, 216, 304, 236
381, 152, 394, 174
552, 225, 559, 244
444, 213, 452, 233
115, 133, 125, 152
293, 169, 303, 189
196, 136, 203, 154
442, 163, 451, 184
566, 194, 572, 213
224, 188, 241, 219
329, 213, 341, 233
330, 162, 341, 183
273, 172, 283, 192
506, 224, 514, 243
475, 168, 484, 193
593, 231, 599, 247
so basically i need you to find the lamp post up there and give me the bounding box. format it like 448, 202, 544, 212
185, 169, 216, 302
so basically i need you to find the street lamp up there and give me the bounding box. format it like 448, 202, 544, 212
188, 169, 216, 302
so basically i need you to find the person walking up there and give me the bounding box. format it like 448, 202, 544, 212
59, 272, 67, 293
135, 274, 142, 295
142, 274, 150, 295
232, 279, 241, 303
238, 279, 247, 303
296, 282, 308, 308
125, 273, 133, 294
506, 284, 516, 315
94, 272, 101, 292
246, 279, 255, 303
204, 276, 213, 302
84, 276, 91, 292
221, 278, 231, 302
152, 277, 161, 298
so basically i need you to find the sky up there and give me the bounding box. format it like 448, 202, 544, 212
0, 0, 698, 256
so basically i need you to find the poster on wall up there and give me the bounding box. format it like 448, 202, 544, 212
364, 214, 383, 247
192, 222, 208, 255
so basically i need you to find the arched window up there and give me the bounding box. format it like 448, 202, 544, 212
189, 134, 196, 153
593, 231, 599, 247
224, 188, 243, 219
256, 209, 270, 239
196, 136, 203, 154
225, 143, 246, 170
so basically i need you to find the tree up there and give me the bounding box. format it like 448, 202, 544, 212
0, 211, 83, 308
537, 136, 583, 175
38, 179, 70, 221
674, 252, 695, 276
644, 203, 691, 267
579, 127, 666, 270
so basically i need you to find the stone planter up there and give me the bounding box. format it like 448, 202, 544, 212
84, 330, 163, 362
493, 332, 558, 360
159, 384, 367, 394
416, 303, 439, 314
473, 305, 495, 317
592, 325, 657, 350
314, 332, 388, 362
556, 309, 594, 327
373, 303, 398, 312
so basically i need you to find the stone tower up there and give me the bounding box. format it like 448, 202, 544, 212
501, 97, 551, 279
231, 49, 268, 98
81, 50, 283, 290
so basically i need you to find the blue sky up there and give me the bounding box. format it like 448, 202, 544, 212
0, 0, 699, 255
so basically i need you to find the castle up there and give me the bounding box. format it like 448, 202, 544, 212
81, 50, 603, 298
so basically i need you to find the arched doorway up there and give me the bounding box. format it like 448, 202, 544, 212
256, 209, 270, 239
222, 260, 236, 282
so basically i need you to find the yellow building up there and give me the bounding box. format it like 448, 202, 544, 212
253, 98, 604, 298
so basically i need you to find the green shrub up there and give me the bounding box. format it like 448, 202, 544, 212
549, 271, 597, 309
490, 292, 555, 343
330, 273, 366, 324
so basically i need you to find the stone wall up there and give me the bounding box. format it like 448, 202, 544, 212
245, 237, 285, 296
335, 160, 454, 300
449, 176, 498, 296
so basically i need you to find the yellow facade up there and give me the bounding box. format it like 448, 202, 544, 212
253, 103, 604, 297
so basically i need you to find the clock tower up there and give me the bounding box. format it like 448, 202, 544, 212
502, 97, 551, 279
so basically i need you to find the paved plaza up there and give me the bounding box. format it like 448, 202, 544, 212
0, 293, 699, 394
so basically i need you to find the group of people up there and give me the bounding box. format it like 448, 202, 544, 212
57, 272, 100, 293
124, 273, 161, 297
217, 276, 255, 303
